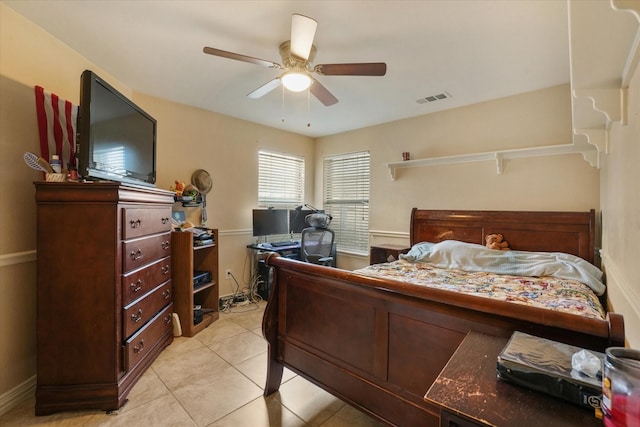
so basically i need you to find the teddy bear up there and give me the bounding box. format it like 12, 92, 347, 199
485, 233, 510, 251
170, 180, 186, 196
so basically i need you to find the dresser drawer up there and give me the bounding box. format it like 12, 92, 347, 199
124, 303, 173, 372
123, 281, 172, 339
123, 232, 171, 273
122, 256, 171, 307
122, 207, 172, 240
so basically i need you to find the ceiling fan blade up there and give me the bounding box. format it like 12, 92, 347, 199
310, 78, 338, 106
247, 78, 282, 99
290, 14, 317, 60
203, 46, 281, 69
314, 62, 387, 76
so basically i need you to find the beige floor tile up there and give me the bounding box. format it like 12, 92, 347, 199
97, 394, 195, 427
226, 305, 267, 330
319, 404, 387, 427
118, 368, 171, 413
233, 351, 297, 389
0, 302, 381, 427
154, 335, 206, 363
208, 331, 268, 365
0, 395, 108, 426
194, 318, 248, 347
207, 394, 305, 427
152, 346, 229, 391
277, 376, 345, 426
171, 364, 263, 426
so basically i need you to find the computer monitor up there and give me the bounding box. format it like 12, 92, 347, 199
252, 209, 289, 236
288, 209, 315, 233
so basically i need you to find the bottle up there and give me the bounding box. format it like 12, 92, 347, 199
50, 154, 62, 173
602, 347, 640, 427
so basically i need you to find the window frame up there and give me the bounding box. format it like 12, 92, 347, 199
257, 149, 305, 209
323, 150, 370, 255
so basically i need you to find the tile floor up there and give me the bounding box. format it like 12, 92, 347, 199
0, 301, 385, 426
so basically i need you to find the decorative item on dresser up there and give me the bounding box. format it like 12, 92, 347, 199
171, 229, 220, 336
34, 182, 174, 415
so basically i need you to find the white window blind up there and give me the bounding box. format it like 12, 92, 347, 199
323, 151, 370, 253
258, 149, 304, 208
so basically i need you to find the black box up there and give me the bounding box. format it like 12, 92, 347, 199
193, 270, 211, 289
193, 308, 203, 325
497, 331, 604, 409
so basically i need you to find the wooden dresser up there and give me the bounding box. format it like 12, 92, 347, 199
34, 182, 175, 415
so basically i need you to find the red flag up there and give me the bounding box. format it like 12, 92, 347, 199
34, 86, 78, 170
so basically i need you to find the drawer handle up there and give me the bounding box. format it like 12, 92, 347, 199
130, 249, 143, 261
129, 219, 142, 228
133, 339, 145, 354
164, 314, 172, 325
130, 279, 142, 293
161, 265, 170, 275
162, 289, 171, 300
161, 216, 170, 224
161, 240, 170, 250
131, 308, 143, 323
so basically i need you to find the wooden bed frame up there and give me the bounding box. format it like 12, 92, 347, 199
261, 209, 625, 426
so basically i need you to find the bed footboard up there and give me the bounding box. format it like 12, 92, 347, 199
262, 254, 624, 426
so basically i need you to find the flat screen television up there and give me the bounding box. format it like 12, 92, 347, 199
252, 209, 289, 237
76, 70, 157, 187
289, 209, 315, 233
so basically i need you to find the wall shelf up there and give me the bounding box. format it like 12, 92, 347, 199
387, 141, 598, 180
387, 1, 640, 181
569, 1, 639, 152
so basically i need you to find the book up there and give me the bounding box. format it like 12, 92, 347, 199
497, 331, 604, 410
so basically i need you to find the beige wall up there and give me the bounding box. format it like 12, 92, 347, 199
132, 91, 314, 295
601, 64, 640, 348
317, 84, 600, 247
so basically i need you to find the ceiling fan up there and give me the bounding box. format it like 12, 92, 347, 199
203, 13, 386, 106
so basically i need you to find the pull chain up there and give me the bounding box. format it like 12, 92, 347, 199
306, 86, 311, 128
281, 84, 285, 123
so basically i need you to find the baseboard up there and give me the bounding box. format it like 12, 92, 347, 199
0, 375, 36, 416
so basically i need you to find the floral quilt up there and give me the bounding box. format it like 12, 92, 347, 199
354, 259, 606, 320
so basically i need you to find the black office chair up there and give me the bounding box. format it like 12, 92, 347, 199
300, 213, 335, 266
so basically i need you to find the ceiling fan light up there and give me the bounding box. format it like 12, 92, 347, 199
282, 72, 312, 92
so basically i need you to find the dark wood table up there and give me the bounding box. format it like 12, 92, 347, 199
425, 331, 603, 427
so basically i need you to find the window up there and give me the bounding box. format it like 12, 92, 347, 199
323, 151, 370, 254
258, 149, 304, 208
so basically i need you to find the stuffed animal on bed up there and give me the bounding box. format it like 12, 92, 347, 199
485, 234, 510, 251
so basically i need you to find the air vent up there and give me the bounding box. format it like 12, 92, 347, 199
416, 92, 451, 104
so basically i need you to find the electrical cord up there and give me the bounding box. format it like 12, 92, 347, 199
220, 271, 262, 314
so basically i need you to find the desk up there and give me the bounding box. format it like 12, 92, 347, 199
425, 331, 602, 427
247, 242, 302, 258
247, 242, 337, 299
246, 243, 301, 299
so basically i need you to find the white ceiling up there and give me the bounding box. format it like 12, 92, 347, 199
5, 0, 570, 138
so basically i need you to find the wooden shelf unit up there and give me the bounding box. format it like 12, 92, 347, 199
171, 230, 219, 337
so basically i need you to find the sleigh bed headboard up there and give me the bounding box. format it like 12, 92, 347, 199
409, 209, 596, 264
